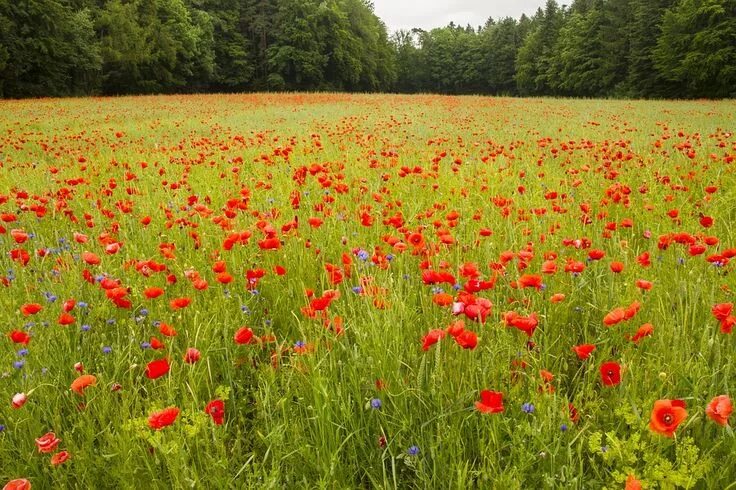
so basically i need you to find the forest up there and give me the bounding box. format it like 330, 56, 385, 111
0, 0, 735, 99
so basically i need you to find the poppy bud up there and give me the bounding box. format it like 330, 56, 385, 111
12, 393, 27, 409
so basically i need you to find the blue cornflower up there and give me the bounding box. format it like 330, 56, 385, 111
561, 424, 568, 432
13, 360, 24, 369
77, 301, 88, 308
352, 286, 363, 294
140, 342, 151, 349
17, 349, 29, 357
407, 446, 420, 456
0, 424, 5, 432
294, 340, 305, 348
102, 346, 112, 354
139, 308, 149, 316
521, 403, 535, 414
370, 398, 382, 410
357, 250, 369, 261
80, 324, 91, 332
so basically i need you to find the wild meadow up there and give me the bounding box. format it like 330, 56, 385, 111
0, 93, 735, 489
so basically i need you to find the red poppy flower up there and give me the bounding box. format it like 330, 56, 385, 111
623, 301, 641, 320
234, 327, 255, 345
610, 261, 624, 273
600, 361, 621, 386
455, 330, 477, 350
20, 303, 42, 316
144, 287, 165, 299
148, 407, 180, 430
50, 450, 70, 466
145, 358, 170, 379
705, 395, 732, 426
70, 374, 96, 395
518, 274, 542, 289
81, 251, 100, 265
422, 329, 446, 351
205, 399, 225, 425
446, 320, 465, 337
159, 323, 177, 337
35, 432, 61, 454
550, 293, 565, 303
3, 479, 31, 490
170, 297, 191, 309
58, 313, 75, 326
475, 390, 504, 414
625, 475, 642, 490
649, 399, 687, 437
603, 307, 625, 326
712, 303, 733, 321
572, 344, 595, 360
631, 323, 654, 343
183, 348, 201, 364
8, 330, 30, 345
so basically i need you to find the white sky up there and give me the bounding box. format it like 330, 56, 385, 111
372, 0, 547, 32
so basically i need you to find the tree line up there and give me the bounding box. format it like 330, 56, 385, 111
1, 0, 734, 99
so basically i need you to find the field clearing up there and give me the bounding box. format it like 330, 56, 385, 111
1, 93, 735, 488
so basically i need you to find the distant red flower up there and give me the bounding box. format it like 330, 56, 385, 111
50, 450, 70, 466
422, 329, 446, 351
649, 399, 687, 437
183, 348, 201, 364
603, 307, 626, 326
518, 274, 542, 289
148, 407, 180, 430
455, 330, 477, 350
572, 343, 595, 360
705, 395, 732, 426
144, 287, 165, 299
145, 358, 170, 379
170, 297, 191, 309
711, 303, 733, 321
8, 330, 30, 345
35, 432, 61, 454
600, 361, 621, 386
81, 251, 100, 265
234, 327, 255, 345
58, 313, 75, 326
3, 479, 31, 490
631, 323, 654, 343
205, 399, 225, 425
610, 261, 624, 273
625, 475, 642, 490
20, 303, 42, 316
70, 374, 96, 395
475, 390, 504, 414
159, 323, 177, 337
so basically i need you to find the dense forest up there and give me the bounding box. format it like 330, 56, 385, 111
1, 0, 735, 98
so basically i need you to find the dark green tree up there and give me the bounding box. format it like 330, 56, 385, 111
0, 0, 100, 97
654, 0, 736, 98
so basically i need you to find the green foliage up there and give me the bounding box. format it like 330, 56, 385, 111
0, 0, 735, 98
654, 0, 736, 98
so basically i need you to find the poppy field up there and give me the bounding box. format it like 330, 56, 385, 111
1, 93, 735, 489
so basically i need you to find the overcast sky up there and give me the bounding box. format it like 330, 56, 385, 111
372, 0, 547, 33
